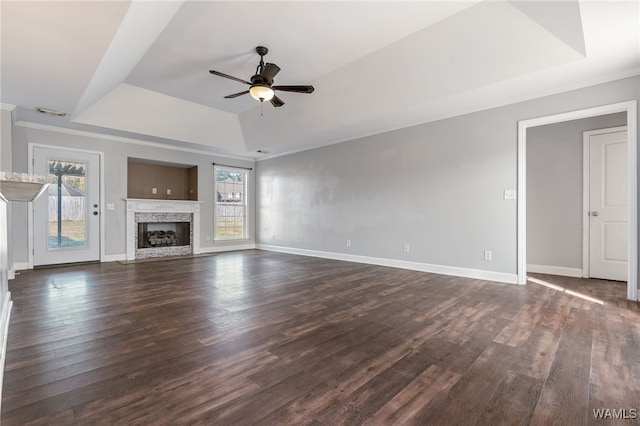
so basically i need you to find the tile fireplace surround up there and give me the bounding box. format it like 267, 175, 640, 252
125, 199, 201, 260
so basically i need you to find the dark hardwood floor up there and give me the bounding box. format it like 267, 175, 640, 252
2, 250, 639, 425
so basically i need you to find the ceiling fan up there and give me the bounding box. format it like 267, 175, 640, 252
209, 46, 314, 108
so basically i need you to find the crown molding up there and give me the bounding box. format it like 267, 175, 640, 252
13, 120, 256, 163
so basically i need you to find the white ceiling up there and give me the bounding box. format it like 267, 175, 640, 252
1, 1, 638, 159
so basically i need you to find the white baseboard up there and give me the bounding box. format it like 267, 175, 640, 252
102, 254, 127, 262
14, 257, 127, 268
197, 243, 257, 254
104, 245, 257, 260
257, 244, 518, 284
12, 248, 259, 267
12, 262, 28, 272
0, 292, 13, 414
527, 264, 583, 278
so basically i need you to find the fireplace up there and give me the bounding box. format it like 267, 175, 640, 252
126, 199, 201, 260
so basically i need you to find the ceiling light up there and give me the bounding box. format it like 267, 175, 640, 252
37, 107, 66, 117
249, 85, 274, 102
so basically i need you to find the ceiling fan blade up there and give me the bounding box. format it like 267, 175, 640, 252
261, 63, 281, 83
272, 85, 315, 94
209, 70, 251, 85
270, 95, 285, 108
224, 90, 250, 99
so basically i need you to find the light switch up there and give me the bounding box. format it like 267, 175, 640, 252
152, 187, 157, 194
503, 190, 517, 200
106, 203, 115, 211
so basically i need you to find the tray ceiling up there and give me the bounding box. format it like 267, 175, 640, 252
1, 1, 638, 158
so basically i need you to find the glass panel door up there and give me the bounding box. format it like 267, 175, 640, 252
33, 147, 100, 266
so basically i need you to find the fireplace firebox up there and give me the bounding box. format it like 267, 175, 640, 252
137, 222, 191, 249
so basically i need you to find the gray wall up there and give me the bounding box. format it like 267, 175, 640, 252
258, 112, 516, 274
527, 113, 627, 270
256, 76, 640, 278
1, 109, 12, 171
10, 126, 255, 264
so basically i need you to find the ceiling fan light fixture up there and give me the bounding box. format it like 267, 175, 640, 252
249, 85, 274, 102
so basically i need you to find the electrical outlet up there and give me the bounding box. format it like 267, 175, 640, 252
152, 187, 157, 194
106, 203, 115, 211
346, 239, 351, 248
503, 190, 517, 200
403, 243, 410, 253
484, 250, 492, 261
166, 188, 172, 195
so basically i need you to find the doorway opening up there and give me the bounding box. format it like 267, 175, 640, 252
518, 101, 637, 300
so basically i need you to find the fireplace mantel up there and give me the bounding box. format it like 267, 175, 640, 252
125, 199, 202, 260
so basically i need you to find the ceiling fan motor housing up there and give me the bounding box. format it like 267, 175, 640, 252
251, 74, 269, 86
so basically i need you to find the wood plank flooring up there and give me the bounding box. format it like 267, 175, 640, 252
2, 250, 639, 425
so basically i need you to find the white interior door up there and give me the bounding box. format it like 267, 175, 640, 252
33, 147, 101, 266
588, 129, 628, 281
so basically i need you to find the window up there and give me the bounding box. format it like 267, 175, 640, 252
214, 166, 248, 240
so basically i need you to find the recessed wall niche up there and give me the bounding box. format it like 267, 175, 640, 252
127, 158, 198, 201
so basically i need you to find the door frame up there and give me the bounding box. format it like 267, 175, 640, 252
582, 126, 628, 279
517, 100, 637, 301
27, 143, 106, 269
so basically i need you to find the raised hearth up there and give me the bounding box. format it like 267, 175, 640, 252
125, 199, 201, 260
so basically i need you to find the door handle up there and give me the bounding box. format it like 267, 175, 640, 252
93, 211, 99, 216
591, 211, 599, 216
